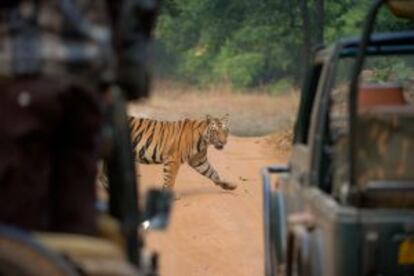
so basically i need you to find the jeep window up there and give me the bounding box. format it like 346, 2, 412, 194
327, 53, 414, 198
321, 56, 355, 195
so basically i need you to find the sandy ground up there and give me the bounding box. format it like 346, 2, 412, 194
139, 135, 289, 276
124, 83, 296, 276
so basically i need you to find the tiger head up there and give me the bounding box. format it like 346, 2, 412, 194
205, 114, 230, 150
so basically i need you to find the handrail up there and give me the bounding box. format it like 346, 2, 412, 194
348, 0, 386, 194
262, 165, 289, 276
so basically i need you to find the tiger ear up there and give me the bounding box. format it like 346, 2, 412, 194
221, 113, 229, 125
206, 114, 213, 123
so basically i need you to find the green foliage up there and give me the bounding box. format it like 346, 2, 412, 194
155, 0, 414, 90
366, 59, 414, 83
214, 52, 265, 88
325, 1, 370, 42
177, 48, 213, 85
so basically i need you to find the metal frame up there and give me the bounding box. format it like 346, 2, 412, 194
348, 0, 385, 194
106, 86, 141, 265
262, 165, 289, 276
309, 43, 342, 190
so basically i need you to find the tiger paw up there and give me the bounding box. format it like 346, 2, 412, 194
173, 192, 182, 200
217, 181, 237, 191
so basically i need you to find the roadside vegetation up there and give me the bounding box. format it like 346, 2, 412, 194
154, 0, 414, 91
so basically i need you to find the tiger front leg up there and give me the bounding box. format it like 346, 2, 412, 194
189, 156, 237, 191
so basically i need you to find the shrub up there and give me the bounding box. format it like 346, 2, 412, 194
269, 78, 294, 96
213, 52, 265, 89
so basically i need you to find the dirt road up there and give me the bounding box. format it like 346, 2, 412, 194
139, 135, 289, 276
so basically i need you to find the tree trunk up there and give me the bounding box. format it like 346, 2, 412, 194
315, 0, 324, 45
299, 0, 311, 75
287, 0, 295, 28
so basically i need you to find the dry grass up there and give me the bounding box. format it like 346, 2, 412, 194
264, 128, 294, 152
128, 80, 299, 137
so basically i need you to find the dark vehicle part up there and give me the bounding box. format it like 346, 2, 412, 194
143, 189, 173, 231
105, 86, 172, 263
106, 86, 141, 265
115, 0, 160, 100
58, 0, 160, 100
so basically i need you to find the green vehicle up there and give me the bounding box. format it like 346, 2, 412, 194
262, 1, 414, 275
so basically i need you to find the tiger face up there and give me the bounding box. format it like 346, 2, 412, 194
205, 114, 230, 150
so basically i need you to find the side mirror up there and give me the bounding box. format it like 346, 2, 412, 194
142, 189, 173, 230
387, 0, 414, 20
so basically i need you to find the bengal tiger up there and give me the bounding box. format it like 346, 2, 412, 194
128, 114, 237, 192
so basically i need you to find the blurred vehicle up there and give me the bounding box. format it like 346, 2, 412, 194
262, 0, 414, 275
0, 85, 172, 276
0, 1, 171, 275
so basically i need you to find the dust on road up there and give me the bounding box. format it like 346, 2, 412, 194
139, 135, 289, 276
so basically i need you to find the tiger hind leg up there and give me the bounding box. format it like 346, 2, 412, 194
162, 159, 180, 191
161, 159, 182, 200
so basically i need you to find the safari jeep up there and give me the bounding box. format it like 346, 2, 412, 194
262, 1, 414, 275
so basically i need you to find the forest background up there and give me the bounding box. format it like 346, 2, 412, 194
153, 0, 414, 93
